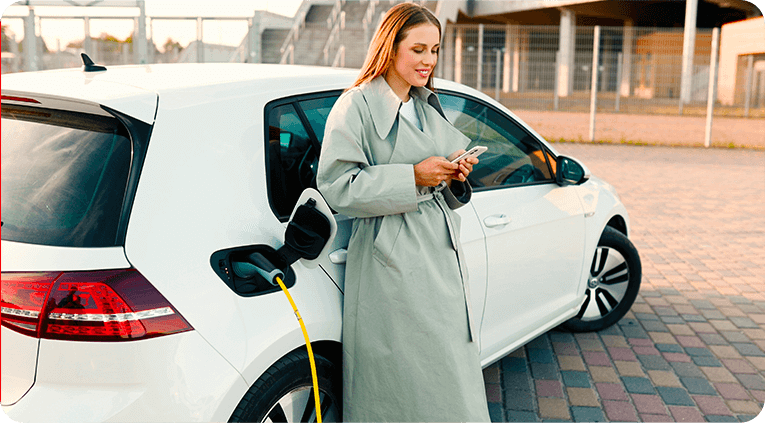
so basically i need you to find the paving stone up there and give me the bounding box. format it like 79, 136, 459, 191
606, 347, 637, 362
724, 400, 762, 415
583, 351, 612, 366
529, 348, 556, 364
638, 354, 672, 370
621, 325, 650, 339
484, 366, 501, 384
703, 367, 739, 383
649, 332, 678, 345
614, 361, 646, 377
691, 300, 716, 309
711, 346, 744, 359
536, 380, 564, 398
577, 338, 605, 352
504, 371, 533, 392
680, 377, 717, 395
749, 390, 765, 403
670, 362, 706, 378
641, 320, 670, 332
686, 347, 715, 357
729, 317, 760, 329
639, 413, 673, 422
599, 325, 624, 337
603, 400, 638, 422
486, 384, 502, 402
561, 371, 591, 388
596, 382, 628, 401
721, 359, 758, 374
631, 393, 667, 414
636, 312, 660, 321
669, 405, 705, 422
505, 388, 536, 411
736, 415, 758, 423
677, 335, 708, 348
634, 346, 661, 355
704, 416, 739, 422
693, 355, 724, 367
488, 403, 505, 422
528, 335, 553, 350
648, 370, 683, 388
505, 410, 537, 422
682, 314, 707, 322
622, 376, 656, 394
722, 331, 754, 343
661, 316, 686, 324
567, 387, 599, 407
552, 342, 579, 356
557, 355, 586, 371
570, 406, 606, 422
714, 383, 751, 400
656, 386, 695, 406
702, 309, 728, 320
538, 397, 570, 420
742, 329, 765, 340
700, 333, 732, 345
531, 362, 559, 380
745, 357, 765, 371
629, 338, 655, 347
601, 335, 630, 348
589, 366, 620, 383
664, 352, 693, 363
549, 331, 575, 343
735, 374, 765, 391
656, 343, 685, 353
655, 306, 680, 317
693, 395, 734, 415
731, 343, 765, 357
668, 324, 696, 336
713, 320, 742, 332
502, 356, 529, 373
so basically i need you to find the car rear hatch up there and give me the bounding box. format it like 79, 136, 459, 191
1, 83, 156, 405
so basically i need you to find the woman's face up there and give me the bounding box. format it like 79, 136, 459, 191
388, 23, 440, 91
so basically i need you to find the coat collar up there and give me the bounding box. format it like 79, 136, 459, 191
359, 76, 447, 139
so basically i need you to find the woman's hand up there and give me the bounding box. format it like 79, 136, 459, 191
414, 156, 460, 187
447, 149, 479, 183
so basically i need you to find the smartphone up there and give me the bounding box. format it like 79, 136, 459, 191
451, 146, 487, 163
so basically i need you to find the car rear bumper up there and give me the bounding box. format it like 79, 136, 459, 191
1, 331, 248, 422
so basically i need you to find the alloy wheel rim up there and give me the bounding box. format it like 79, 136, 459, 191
261, 385, 339, 423
576, 246, 630, 322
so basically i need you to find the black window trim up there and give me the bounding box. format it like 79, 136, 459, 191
263, 89, 344, 221
436, 89, 558, 192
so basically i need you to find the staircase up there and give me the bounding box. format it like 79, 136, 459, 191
252, 0, 448, 69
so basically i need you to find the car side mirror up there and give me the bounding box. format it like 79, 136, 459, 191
555, 156, 590, 186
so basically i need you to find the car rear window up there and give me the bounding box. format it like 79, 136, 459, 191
2, 104, 132, 247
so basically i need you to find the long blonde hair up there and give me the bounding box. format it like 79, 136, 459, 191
350, 3, 441, 91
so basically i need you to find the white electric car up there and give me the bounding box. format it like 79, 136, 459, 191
1, 63, 640, 422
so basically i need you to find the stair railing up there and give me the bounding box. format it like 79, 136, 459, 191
362, 0, 378, 45
332, 45, 345, 68
280, 0, 312, 64
322, 6, 345, 66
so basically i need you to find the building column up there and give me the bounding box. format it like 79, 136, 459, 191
620, 19, 634, 97
557, 8, 576, 97
680, 0, 698, 103
503, 24, 513, 93
455, 26, 463, 84
477, 24, 484, 90
519, 28, 529, 92
24, 8, 38, 71
248, 12, 262, 63
196, 17, 204, 63
443, 24, 455, 81
512, 26, 521, 92
135, 0, 147, 64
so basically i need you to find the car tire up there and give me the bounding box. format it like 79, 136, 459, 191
229, 349, 342, 423
562, 226, 642, 332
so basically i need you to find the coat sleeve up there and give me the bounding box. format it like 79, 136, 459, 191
442, 180, 472, 210
317, 91, 418, 218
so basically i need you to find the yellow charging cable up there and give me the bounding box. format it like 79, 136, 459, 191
275, 276, 322, 423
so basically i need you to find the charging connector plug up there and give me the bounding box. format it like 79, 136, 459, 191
231, 252, 285, 286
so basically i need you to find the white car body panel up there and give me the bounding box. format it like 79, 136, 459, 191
2, 331, 248, 422
1, 328, 39, 405
1, 241, 131, 272
474, 184, 587, 360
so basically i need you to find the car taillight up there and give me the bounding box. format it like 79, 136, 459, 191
1, 270, 193, 342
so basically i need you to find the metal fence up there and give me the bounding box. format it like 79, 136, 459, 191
441, 24, 763, 119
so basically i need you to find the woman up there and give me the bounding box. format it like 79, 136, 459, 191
316, 3, 490, 422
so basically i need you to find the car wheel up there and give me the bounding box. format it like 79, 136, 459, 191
229, 349, 342, 423
562, 226, 641, 332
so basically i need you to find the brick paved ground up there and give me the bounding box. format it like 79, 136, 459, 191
483, 144, 765, 422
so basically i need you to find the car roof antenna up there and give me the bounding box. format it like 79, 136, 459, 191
81, 53, 107, 72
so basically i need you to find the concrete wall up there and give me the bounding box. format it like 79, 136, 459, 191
718, 17, 765, 106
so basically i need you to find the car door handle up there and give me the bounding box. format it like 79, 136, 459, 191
329, 248, 347, 264
483, 214, 512, 228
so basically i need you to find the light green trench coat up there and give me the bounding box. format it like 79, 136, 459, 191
317, 76, 490, 422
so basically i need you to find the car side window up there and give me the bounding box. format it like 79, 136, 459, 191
266, 94, 340, 219
438, 93, 555, 190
